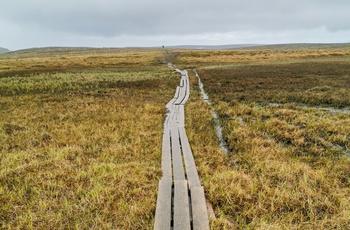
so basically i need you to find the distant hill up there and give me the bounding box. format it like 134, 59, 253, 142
238, 43, 350, 50
3, 43, 350, 57
3, 46, 161, 59
164, 43, 350, 50
0, 47, 10, 54
165, 44, 262, 50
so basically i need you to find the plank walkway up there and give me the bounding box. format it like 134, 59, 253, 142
154, 65, 209, 230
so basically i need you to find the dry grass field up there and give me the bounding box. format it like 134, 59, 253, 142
1, 46, 350, 229
182, 48, 350, 229
177, 49, 350, 66
0, 48, 178, 229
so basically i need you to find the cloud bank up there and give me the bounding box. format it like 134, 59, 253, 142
1, 0, 350, 50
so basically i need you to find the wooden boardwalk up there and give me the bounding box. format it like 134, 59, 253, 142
154, 66, 209, 230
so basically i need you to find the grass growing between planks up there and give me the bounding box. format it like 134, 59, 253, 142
0, 48, 178, 229
182, 50, 350, 229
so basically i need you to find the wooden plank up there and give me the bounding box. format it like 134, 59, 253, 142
177, 105, 185, 127
174, 180, 191, 230
171, 124, 185, 180
175, 87, 186, 105
172, 105, 180, 122
176, 75, 190, 105
179, 127, 201, 188
162, 128, 172, 179
180, 76, 185, 87
165, 98, 176, 109
181, 77, 190, 105
191, 186, 210, 230
173, 105, 180, 123
174, 86, 180, 99
175, 75, 187, 105
154, 178, 172, 230
164, 104, 174, 126
178, 127, 195, 169
174, 90, 183, 105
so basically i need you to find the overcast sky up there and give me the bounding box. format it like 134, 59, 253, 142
1, 0, 350, 50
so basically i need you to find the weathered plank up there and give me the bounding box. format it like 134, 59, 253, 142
179, 127, 201, 188
162, 128, 172, 179
177, 105, 185, 127
165, 98, 176, 110
176, 74, 190, 105
171, 105, 179, 122
174, 180, 191, 230
175, 75, 188, 105
181, 78, 190, 105
174, 86, 180, 99
154, 178, 172, 230
171, 124, 185, 180
164, 104, 174, 126
191, 186, 210, 230
174, 89, 185, 105
155, 65, 209, 230
173, 105, 183, 125
180, 77, 184, 87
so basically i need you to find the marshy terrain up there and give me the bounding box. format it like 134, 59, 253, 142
1, 46, 350, 229
0, 48, 178, 229
184, 47, 350, 229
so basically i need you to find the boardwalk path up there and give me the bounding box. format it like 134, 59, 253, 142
154, 64, 209, 230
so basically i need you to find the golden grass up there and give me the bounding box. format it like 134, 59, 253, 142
0, 49, 179, 228
177, 49, 350, 66
0, 50, 162, 74
0, 68, 172, 96
181, 50, 350, 229
2, 46, 350, 229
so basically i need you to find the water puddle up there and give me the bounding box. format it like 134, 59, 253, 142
306, 106, 350, 115
195, 70, 229, 154
267, 103, 350, 115
318, 137, 350, 157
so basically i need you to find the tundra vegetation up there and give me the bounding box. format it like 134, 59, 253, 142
0, 48, 178, 229
1, 46, 350, 229
183, 48, 350, 229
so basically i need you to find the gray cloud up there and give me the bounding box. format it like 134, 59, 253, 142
1, 0, 350, 50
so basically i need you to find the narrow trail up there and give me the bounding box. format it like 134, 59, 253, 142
154, 64, 209, 230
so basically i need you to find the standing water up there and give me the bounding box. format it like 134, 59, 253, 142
195, 70, 229, 154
